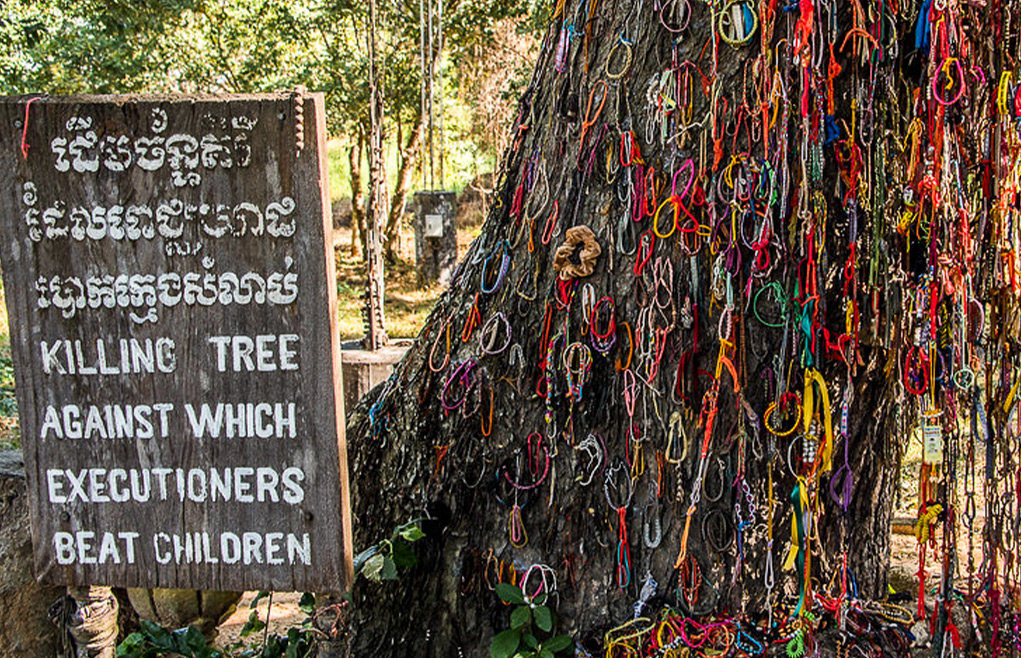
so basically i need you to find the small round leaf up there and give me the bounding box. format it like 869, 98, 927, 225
511, 605, 532, 629
494, 583, 525, 605
490, 629, 521, 658
533, 605, 553, 632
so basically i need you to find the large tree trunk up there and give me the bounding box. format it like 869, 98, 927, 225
340, 1, 942, 656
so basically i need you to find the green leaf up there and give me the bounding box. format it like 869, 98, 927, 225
115, 632, 148, 657
539, 648, 554, 658
397, 523, 426, 542
286, 634, 299, 658
490, 629, 521, 658
390, 538, 418, 567
140, 620, 176, 650
494, 583, 525, 605
298, 592, 315, 615
544, 635, 573, 653
353, 545, 379, 574
263, 635, 285, 658
287, 627, 314, 656
521, 633, 539, 649
380, 556, 399, 580
240, 610, 266, 638
533, 593, 547, 606
184, 626, 209, 652
361, 552, 386, 582
250, 591, 269, 608
510, 605, 531, 629
532, 606, 552, 632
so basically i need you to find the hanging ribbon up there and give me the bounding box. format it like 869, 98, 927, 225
783, 478, 811, 616
803, 368, 834, 472
616, 506, 631, 589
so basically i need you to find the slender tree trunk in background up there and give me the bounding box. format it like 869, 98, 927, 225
385, 119, 424, 263
341, 1, 918, 656
349, 133, 366, 260
363, 0, 388, 349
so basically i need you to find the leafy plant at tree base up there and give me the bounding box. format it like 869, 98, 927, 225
116, 592, 318, 658
490, 583, 573, 658
116, 621, 223, 658
353, 519, 426, 583
222, 591, 317, 658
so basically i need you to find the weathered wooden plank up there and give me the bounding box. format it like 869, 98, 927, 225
0, 93, 353, 592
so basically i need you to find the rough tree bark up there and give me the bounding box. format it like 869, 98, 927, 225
365, 0, 389, 349
349, 132, 366, 260
343, 2, 906, 656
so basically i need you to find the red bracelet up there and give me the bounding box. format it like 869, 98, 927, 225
904, 346, 929, 396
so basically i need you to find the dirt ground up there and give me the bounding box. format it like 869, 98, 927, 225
214, 591, 307, 650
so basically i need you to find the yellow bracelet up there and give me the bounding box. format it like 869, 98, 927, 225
718, 0, 759, 47
764, 398, 803, 437
654, 197, 680, 239
998, 72, 1012, 117
606, 37, 633, 80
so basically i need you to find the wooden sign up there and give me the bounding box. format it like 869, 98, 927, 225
0, 94, 353, 592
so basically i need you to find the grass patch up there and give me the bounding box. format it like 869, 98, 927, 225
328, 213, 487, 342
333, 232, 444, 341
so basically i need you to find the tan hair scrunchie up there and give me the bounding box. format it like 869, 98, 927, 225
553, 225, 602, 280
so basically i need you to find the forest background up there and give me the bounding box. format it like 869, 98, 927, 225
0, 0, 549, 446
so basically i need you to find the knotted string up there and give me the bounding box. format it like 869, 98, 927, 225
509, 504, 528, 549
616, 506, 630, 589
